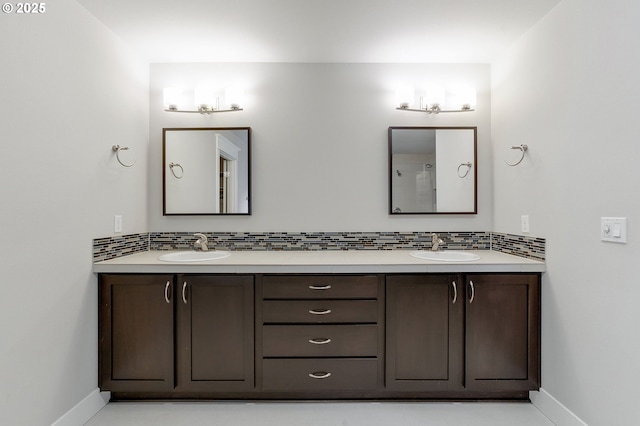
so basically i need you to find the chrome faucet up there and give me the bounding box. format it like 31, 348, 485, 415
193, 233, 209, 251
431, 233, 444, 251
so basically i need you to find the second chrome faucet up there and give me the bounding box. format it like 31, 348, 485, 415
431, 233, 444, 251
193, 233, 209, 251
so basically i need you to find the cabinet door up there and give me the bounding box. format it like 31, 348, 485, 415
99, 274, 175, 392
465, 274, 540, 391
386, 274, 464, 391
176, 275, 254, 392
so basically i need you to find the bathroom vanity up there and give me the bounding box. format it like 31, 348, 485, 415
94, 250, 543, 401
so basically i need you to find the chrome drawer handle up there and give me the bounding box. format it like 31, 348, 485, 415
182, 281, 188, 304
309, 285, 331, 290
469, 280, 475, 304
308, 338, 332, 345
164, 281, 171, 304
309, 372, 331, 379
452, 281, 457, 304
309, 309, 332, 315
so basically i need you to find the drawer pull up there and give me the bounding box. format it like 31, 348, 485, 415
469, 280, 475, 304
164, 281, 171, 304
452, 281, 458, 304
309, 309, 332, 315
309, 372, 332, 379
308, 338, 332, 345
308, 285, 332, 290
182, 281, 188, 304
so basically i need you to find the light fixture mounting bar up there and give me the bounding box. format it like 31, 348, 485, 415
164, 107, 244, 114
395, 107, 474, 114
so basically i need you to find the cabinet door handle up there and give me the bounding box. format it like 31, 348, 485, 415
451, 281, 458, 304
309, 285, 331, 290
309, 309, 332, 315
309, 372, 332, 379
469, 280, 475, 304
164, 281, 171, 304
182, 281, 188, 304
308, 338, 332, 345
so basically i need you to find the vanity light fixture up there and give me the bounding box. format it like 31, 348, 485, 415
163, 86, 244, 114
395, 85, 476, 114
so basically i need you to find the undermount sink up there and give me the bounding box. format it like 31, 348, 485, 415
158, 251, 231, 262
409, 250, 480, 262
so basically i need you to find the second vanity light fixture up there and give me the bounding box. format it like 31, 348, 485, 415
395, 85, 476, 114
164, 86, 244, 114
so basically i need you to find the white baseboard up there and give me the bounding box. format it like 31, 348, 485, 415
51, 388, 110, 426
531, 389, 589, 426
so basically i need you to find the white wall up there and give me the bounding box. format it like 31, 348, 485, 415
149, 63, 492, 232
0, 1, 148, 424
492, 0, 640, 425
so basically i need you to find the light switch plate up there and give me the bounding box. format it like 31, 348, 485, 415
601, 217, 626, 243
521, 215, 530, 233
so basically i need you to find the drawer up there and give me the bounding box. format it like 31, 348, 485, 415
262, 275, 378, 299
263, 300, 378, 323
262, 358, 378, 391
263, 325, 378, 357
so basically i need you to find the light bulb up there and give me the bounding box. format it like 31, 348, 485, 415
395, 86, 414, 108
225, 87, 244, 109
163, 87, 183, 110
194, 87, 217, 110
424, 85, 446, 111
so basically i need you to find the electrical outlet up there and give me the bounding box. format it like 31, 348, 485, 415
521, 215, 530, 233
114, 215, 123, 233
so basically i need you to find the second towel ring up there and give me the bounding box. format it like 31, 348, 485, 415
457, 162, 473, 178
169, 162, 184, 179
505, 144, 528, 166
112, 145, 136, 167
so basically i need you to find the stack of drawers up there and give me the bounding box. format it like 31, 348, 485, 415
261, 275, 381, 392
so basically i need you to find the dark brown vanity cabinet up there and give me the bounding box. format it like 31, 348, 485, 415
386, 274, 464, 391
386, 273, 540, 394
259, 275, 384, 393
99, 274, 175, 392
464, 274, 540, 391
99, 274, 254, 395
176, 275, 254, 392
99, 271, 539, 399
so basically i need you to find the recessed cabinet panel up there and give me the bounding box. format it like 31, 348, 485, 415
263, 359, 378, 391
263, 275, 378, 299
99, 274, 174, 392
176, 275, 254, 392
263, 300, 378, 323
263, 325, 378, 357
386, 274, 464, 391
465, 274, 540, 391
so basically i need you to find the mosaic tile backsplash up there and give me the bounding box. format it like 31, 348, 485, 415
149, 231, 492, 252
93, 233, 149, 262
93, 231, 545, 262
491, 232, 545, 262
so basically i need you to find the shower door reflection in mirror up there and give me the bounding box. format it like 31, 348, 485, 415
389, 127, 477, 214
163, 127, 251, 215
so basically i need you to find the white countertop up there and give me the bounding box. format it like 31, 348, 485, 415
93, 250, 545, 274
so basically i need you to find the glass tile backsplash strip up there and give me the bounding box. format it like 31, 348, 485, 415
93, 233, 149, 262
491, 232, 545, 261
149, 231, 492, 252
92, 231, 545, 262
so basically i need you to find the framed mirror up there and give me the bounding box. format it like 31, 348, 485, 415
389, 126, 477, 214
163, 127, 251, 215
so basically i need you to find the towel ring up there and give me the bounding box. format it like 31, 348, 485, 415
505, 144, 528, 167
457, 162, 472, 178
112, 145, 136, 167
169, 162, 184, 179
